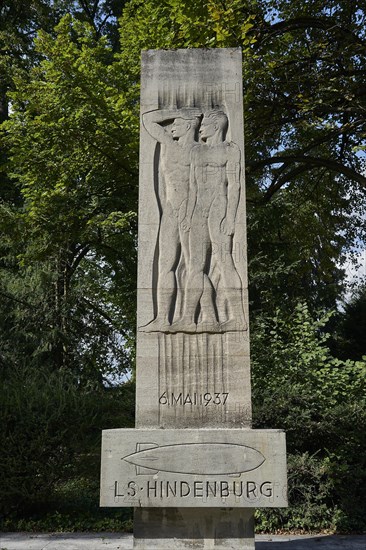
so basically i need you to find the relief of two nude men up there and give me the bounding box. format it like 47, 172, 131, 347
140, 107, 247, 334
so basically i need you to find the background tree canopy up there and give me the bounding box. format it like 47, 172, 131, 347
0, 0, 365, 533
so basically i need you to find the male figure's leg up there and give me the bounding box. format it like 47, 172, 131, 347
171, 212, 210, 331
209, 200, 247, 330
141, 211, 180, 330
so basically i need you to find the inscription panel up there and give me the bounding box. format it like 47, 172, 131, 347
100, 429, 287, 508
155, 331, 251, 428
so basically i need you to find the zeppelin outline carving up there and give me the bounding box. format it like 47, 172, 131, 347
123, 442, 265, 476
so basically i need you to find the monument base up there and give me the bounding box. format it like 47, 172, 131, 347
134, 507, 255, 549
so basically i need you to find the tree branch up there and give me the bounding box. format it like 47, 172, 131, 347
69, 244, 91, 278
248, 155, 366, 201
261, 16, 366, 48
80, 295, 130, 337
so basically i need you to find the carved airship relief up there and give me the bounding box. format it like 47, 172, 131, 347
123, 442, 265, 476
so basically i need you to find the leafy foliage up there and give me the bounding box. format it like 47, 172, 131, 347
0, 363, 135, 515
252, 303, 366, 531
335, 284, 366, 361
1, 16, 138, 380
0, 0, 366, 534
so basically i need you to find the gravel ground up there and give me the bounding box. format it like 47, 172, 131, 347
1, 533, 365, 550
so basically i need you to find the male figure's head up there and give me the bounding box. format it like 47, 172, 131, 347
171, 112, 202, 141
199, 110, 228, 142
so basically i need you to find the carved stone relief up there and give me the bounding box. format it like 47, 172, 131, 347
101, 50, 287, 526
123, 442, 265, 475
140, 92, 247, 334
100, 428, 288, 508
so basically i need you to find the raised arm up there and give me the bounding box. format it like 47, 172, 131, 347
142, 108, 201, 144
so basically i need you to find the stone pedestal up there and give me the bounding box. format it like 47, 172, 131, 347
100, 48, 287, 549
134, 508, 255, 549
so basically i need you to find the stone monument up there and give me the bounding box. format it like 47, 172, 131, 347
100, 48, 287, 549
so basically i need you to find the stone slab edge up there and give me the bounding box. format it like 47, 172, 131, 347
100, 428, 287, 508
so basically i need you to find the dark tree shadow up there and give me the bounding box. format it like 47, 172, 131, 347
257, 535, 366, 549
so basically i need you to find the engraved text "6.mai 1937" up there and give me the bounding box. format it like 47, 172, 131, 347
159, 392, 229, 406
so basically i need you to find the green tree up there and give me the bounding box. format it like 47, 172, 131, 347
1, 16, 138, 380
3, 0, 366, 377
335, 283, 366, 361
1, 11, 138, 521
244, 0, 366, 313
0, 363, 135, 515
251, 303, 366, 530
1, 0, 366, 531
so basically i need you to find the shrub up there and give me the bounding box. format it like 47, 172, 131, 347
0, 364, 134, 517
251, 303, 366, 532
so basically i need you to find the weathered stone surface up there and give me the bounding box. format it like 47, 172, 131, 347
133, 508, 255, 549
100, 429, 287, 508
100, 47, 287, 549
136, 48, 252, 430
135, 331, 251, 429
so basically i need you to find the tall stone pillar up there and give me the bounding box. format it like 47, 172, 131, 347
101, 48, 287, 550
